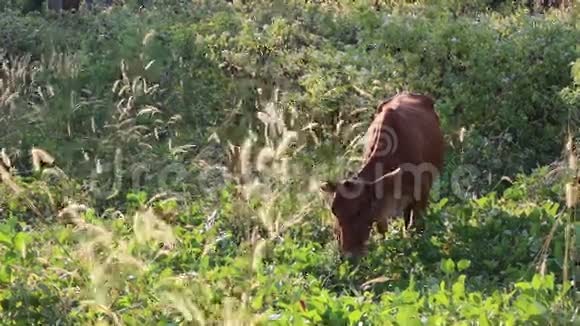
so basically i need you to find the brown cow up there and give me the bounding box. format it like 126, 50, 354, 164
320, 92, 445, 258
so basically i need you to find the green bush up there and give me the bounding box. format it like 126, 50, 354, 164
2, 2, 578, 193
0, 175, 575, 323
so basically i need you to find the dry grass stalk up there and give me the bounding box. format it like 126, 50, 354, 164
0, 54, 36, 114
31, 147, 55, 171
0, 163, 44, 218
239, 135, 255, 184
0, 148, 11, 169
72, 207, 178, 316
251, 238, 267, 272
160, 291, 206, 324
535, 132, 578, 277
351, 84, 374, 99
256, 147, 275, 172
561, 132, 578, 289
360, 276, 392, 290
40, 51, 80, 80
222, 296, 262, 326
275, 131, 297, 157
566, 183, 578, 209
535, 216, 562, 276
133, 207, 176, 249
223, 96, 317, 265
57, 203, 88, 224
0, 164, 19, 193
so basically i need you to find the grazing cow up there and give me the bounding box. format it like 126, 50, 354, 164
320, 92, 445, 258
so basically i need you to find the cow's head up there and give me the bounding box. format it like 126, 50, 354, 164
320, 168, 402, 258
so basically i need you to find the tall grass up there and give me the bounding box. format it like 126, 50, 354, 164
564, 131, 578, 297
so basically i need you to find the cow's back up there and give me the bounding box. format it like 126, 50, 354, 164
389, 94, 444, 169
359, 93, 444, 182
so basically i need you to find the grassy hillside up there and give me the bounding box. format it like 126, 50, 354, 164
0, 0, 579, 324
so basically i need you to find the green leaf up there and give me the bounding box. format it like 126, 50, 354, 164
528, 301, 547, 316
426, 315, 446, 326
13, 232, 30, 259
396, 306, 421, 326
441, 258, 455, 275
251, 294, 264, 310
531, 274, 542, 290
400, 288, 421, 304
461, 303, 482, 318
572, 58, 580, 84
543, 274, 554, 291
0, 265, 11, 284
0, 231, 12, 246
433, 291, 450, 307
452, 275, 466, 300
457, 259, 471, 271
501, 312, 517, 326
348, 310, 362, 324
478, 313, 490, 326
515, 295, 547, 316
57, 228, 72, 243
468, 293, 483, 305
515, 282, 532, 290
575, 223, 580, 248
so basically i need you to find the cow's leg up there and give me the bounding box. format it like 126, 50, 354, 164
375, 205, 390, 237
403, 207, 413, 230
410, 208, 426, 234
406, 181, 432, 234
377, 195, 412, 236
400, 206, 411, 238
376, 216, 389, 234
406, 200, 427, 234
374, 200, 397, 237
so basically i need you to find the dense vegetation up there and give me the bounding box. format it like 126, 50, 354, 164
0, 0, 578, 324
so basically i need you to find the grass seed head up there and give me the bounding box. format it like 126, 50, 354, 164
31, 147, 55, 171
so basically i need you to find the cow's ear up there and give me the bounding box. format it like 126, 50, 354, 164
320, 181, 337, 193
